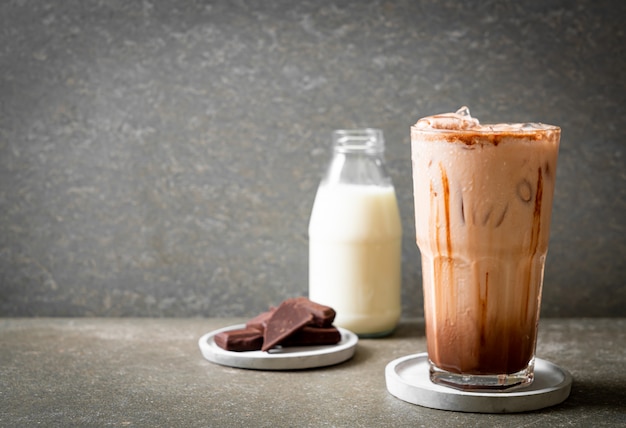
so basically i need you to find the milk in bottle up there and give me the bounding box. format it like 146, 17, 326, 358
308, 129, 402, 337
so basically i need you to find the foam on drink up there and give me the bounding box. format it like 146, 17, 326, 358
411, 107, 560, 381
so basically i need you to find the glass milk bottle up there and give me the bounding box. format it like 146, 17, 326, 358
308, 129, 402, 337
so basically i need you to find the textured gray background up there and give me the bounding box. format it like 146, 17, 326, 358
1, 0, 624, 317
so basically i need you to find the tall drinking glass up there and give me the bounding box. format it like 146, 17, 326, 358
410, 107, 560, 391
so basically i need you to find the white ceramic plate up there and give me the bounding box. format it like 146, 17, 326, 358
199, 324, 358, 370
385, 353, 572, 413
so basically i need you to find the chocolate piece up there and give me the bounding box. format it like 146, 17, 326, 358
214, 328, 263, 352
281, 326, 341, 347
245, 308, 276, 332
291, 297, 336, 327
262, 299, 314, 351
213, 297, 340, 352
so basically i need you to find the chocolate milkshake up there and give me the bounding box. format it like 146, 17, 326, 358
411, 107, 560, 390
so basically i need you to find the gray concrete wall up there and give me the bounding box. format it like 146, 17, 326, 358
1, 0, 624, 317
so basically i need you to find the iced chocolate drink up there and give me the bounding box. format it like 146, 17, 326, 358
411, 107, 560, 391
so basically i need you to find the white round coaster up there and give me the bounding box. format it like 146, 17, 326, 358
199, 324, 358, 370
385, 353, 572, 413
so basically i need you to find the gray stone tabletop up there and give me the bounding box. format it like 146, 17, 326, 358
1, 318, 625, 427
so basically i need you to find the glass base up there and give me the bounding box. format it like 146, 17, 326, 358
429, 359, 535, 392
356, 327, 396, 339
